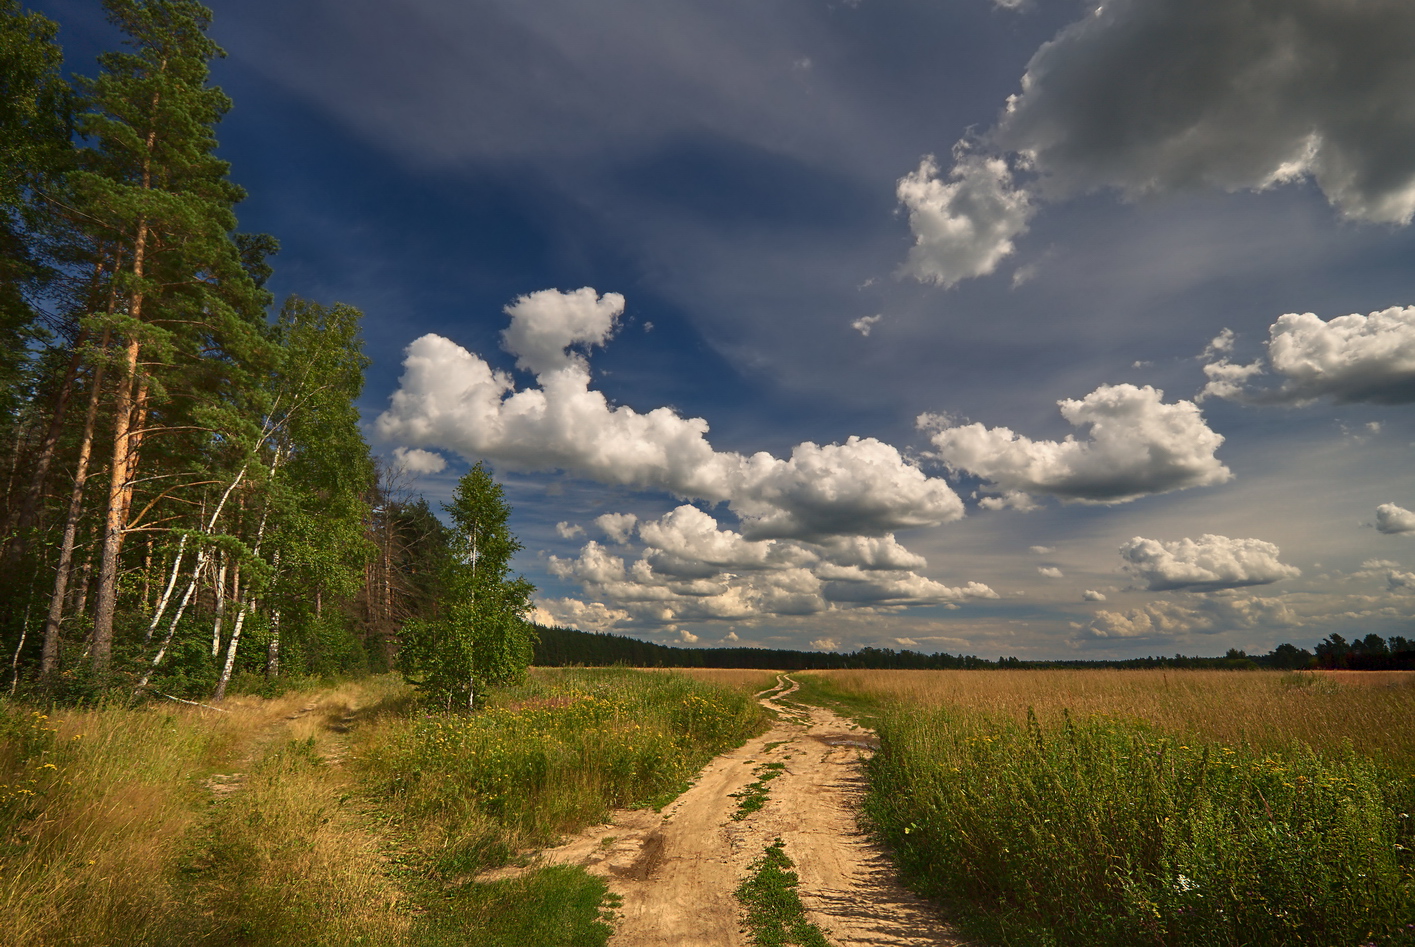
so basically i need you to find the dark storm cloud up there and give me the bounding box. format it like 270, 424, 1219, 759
997, 0, 1415, 223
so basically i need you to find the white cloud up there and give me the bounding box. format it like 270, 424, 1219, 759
924, 384, 1230, 504
1119, 534, 1301, 593
993, 0, 1415, 225
500, 287, 625, 377
896, 152, 1034, 288
533, 597, 631, 633
851, 314, 882, 336
555, 521, 585, 539
1376, 503, 1415, 536
1029, 545, 1054, 554
546, 505, 995, 627
811, 638, 839, 651
1202, 307, 1415, 405
390, 446, 447, 474
595, 512, 639, 544
377, 289, 965, 541
1038, 566, 1063, 578
678, 629, 700, 644
1082, 589, 1106, 602
894, 637, 917, 646
1079, 595, 1296, 640
723, 631, 740, 642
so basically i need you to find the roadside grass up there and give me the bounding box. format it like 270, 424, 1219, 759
735, 838, 832, 947
1, 668, 769, 946
803, 670, 1415, 947
357, 667, 770, 876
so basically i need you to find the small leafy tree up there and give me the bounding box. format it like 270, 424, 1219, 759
399, 462, 534, 709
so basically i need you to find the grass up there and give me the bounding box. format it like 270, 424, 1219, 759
357, 667, 769, 876
732, 760, 786, 820
803, 670, 1415, 947
736, 838, 832, 947
0, 668, 770, 946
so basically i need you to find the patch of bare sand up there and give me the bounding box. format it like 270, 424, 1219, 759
479, 675, 969, 947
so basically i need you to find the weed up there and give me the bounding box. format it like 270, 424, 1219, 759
732, 760, 786, 820
735, 838, 831, 947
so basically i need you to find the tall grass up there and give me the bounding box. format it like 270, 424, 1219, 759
804, 671, 1415, 946
809, 669, 1415, 767
357, 668, 769, 875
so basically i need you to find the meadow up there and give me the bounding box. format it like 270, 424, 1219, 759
801, 669, 1415, 947
0, 669, 770, 947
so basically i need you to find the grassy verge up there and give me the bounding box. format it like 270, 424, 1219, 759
357, 667, 769, 877
736, 838, 832, 947
869, 706, 1415, 947
0, 668, 770, 946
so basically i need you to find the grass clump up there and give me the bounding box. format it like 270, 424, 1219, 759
868, 706, 1415, 947
735, 838, 831, 947
413, 865, 618, 947
358, 668, 768, 875
732, 760, 786, 820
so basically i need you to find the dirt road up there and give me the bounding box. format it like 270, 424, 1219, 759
480, 674, 967, 947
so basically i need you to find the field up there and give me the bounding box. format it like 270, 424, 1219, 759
800, 669, 1415, 947
0, 669, 769, 947
3, 667, 1412, 946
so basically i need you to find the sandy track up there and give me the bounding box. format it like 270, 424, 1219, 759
479, 675, 968, 947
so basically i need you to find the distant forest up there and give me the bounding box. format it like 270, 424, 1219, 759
533, 625, 1415, 671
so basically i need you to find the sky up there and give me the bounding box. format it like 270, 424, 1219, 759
37, 0, 1415, 659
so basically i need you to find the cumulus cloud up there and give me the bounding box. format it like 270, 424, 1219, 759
1030, 545, 1054, 554
390, 446, 447, 474
1389, 571, 1415, 592
1376, 503, 1415, 536
547, 504, 995, 627
923, 384, 1230, 504
851, 314, 882, 337
1119, 534, 1301, 592
1201, 307, 1415, 405
378, 288, 965, 541
894, 637, 917, 646
595, 512, 639, 544
994, 0, 1415, 225
533, 597, 631, 633
1038, 566, 1063, 578
896, 152, 1034, 288
1079, 595, 1296, 640
811, 638, 839, 651
555, 521, 585, 539
1082, 589, 1107, 602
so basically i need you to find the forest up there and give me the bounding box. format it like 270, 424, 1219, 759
0, 0, 535, 704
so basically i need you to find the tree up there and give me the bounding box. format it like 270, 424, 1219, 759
399, 463, 534, 710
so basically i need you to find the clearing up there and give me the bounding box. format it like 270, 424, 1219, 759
479, 674, 969, 947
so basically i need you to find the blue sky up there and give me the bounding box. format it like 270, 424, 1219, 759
39, 0, 1415, 657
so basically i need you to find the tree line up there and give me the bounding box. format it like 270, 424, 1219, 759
0, 0, 534, 704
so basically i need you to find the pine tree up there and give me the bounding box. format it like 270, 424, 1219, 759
399, 463, 535, 710
71, 0, 267, 675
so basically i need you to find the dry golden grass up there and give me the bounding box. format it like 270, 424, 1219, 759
0, 677, 414, 947
806, 668, 1415, 768
531, 666, 781, 694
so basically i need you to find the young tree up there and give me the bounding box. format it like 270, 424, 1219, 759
399, 462, 534, 710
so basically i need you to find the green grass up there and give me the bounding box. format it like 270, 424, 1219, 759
732, 760, 786, 820
735, 838, 832, 947
412, 866, 617, 947
0, 669, 770, 946
357, 668, 770, 876
868, 705, 1415, 947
